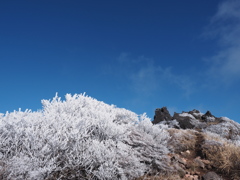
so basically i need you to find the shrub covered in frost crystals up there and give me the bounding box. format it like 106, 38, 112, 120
0, 93, 170, 180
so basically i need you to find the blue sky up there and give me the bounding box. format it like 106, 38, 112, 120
1, 0, 240, 122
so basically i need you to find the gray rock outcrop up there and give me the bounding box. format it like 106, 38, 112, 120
152, 107, 172, 124
172, 112, 195, 129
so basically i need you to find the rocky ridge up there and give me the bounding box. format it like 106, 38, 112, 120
144, 107, 240, 180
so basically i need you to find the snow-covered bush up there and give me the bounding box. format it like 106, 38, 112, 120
204, 117, 240, 141
167, 128, 197, 153
0, 93, 170, 180
158, 120, 180, 129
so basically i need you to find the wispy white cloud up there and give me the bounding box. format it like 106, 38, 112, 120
130, 64, 160, 94
117, 53, 194, 97
206, 0, 240, 83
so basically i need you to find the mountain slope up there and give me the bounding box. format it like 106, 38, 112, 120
0, 94, 239, 179
149, 107, 240, 180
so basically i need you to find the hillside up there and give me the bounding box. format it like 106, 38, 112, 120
148, 107, 240, 180
0, 94, 239, 180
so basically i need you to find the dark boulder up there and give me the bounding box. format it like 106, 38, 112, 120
172, 112, 195, 129
201, 111, 215, 122
152, 107, 172, 124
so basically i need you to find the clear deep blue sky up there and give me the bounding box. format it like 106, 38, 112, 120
1, 0, 240, 122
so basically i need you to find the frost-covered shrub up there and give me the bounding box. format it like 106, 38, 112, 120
0, 93, 170, 180
125, 114, 172, 173
204, 117, 240, 140
205, 116, 216, 122
158, 120, 180, 129
233, 137, 240, 147
167, 128, 197, 153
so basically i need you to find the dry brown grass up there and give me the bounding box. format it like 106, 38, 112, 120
168, 128, 197, 153
206, 121, 221, 126
135, 173, 183, 180
202, 133, 240, 179
137, 129, 240, 180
